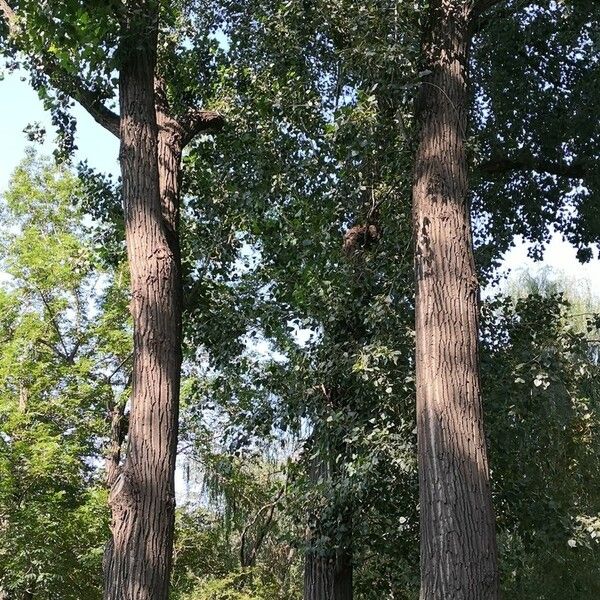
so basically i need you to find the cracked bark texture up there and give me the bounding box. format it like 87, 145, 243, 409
412, 1, 499, 598
0, 1, 225, 598
103, 5, 183, 599
304, 547, 352, 600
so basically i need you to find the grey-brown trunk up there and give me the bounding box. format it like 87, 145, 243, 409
412, 1, 499, 598
304, 548, 352, 600
303, 447, 353, 600
103, 6, 183, 600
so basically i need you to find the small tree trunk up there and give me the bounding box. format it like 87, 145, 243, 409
304, 550, 352, 600
304, 546, 352, 600
103, 7, 183, 599
304, 447, 353, 600
412, 1, 499, 599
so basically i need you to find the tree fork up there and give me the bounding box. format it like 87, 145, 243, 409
412, 1, 499, 598
102, 4, 181, 598
0, 2, 223, 596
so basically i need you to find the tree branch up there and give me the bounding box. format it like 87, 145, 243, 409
105, 389, 129, 488
35, 287, 73, 362
180, 108, 225, 147
38, 338, 70, 362
239, 487, 285, 568
63, 80, 121, 138
106, 352, 134, 384
154, 76, 225, 147
0, 0, 120, 138
477, 155, 590, 179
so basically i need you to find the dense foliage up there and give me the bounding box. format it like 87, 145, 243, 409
0, 155, 131, 598
0, 0, 599, 599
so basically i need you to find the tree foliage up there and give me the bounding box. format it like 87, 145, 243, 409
0, 154, 130, 598
0, 0, 599, 598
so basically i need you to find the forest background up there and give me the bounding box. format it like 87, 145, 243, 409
1, 1, 599, 600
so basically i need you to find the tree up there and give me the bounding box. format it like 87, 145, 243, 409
412, 1, 501, 597
412, 0, 600, 594
481, 274, 600, 599
177, 3, 420, 597
471, 0, 600, 268
0, 3, 223, 598
3, 2, 599, 599
166, 3, 417, 599
0, 155, 130, 599
175, 1, 600, 596
170, 450, 298, 600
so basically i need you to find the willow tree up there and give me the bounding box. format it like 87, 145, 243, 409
0, 2, 222, 598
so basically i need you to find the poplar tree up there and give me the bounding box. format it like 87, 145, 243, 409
1, 2, 223, 598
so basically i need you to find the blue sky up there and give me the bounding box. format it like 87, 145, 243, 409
0, 72, 119, 190
1, 70, 598, 296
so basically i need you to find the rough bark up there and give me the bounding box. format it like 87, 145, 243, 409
101, 12, 224, 599
18, 385, 27, 412
304, 548, 352, 600
103, 6, 182, 599
303, 448, 353, 600
412, 1, 499, 599
0, 3, 226, 599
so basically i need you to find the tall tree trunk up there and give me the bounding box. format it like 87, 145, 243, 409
412, 2, 499, 599
104, 6, 183, 599
0, 4, 222, 600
